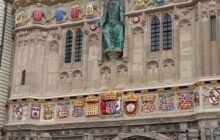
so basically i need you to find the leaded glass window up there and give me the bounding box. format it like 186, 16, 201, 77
211, 16, 216, 41
163, 14, 172, 50
65, 31, 73, 63
75, 29, 83, 62
151, 16, 160, 52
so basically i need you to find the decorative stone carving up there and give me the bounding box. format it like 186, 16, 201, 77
100, 66, 111, 79
60, 72, 69, 80
72, 70, 83, 80
117, 64, 128, 77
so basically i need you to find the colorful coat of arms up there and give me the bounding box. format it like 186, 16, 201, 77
71, 7, 80, 19
178, 94, 193, 110
43, 105, 54, 120
33, 10, 43, 22
85, 95, 99, 116
14, 104, 23, 120
208, 88, 220, 105
159, 95, 174, 112
100, 92, 121, 116
57, 103, 69, 119
142, 95, 155, 113
31, 104, 41, 119
200, 86, 220, 105
124, 92, 138, 116
73, 98, 84, 117
55, 10, 65, 22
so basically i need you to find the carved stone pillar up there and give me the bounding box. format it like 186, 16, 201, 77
188, 129, 200, 140
196, 2, 203, 77
202, 12, 211, 76
84, 133, 91, 140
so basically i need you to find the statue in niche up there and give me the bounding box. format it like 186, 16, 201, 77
96, 0, 124, 56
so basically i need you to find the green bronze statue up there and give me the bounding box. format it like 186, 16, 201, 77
96, 0, 124, 53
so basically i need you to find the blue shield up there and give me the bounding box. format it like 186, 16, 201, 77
55, 10, 64, 22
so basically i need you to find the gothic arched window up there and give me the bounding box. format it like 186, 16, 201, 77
163, 14, 172, 50
75, 29, 83, 62
21, 70, 26, 85
65, 31, 73, 63
151, 16, 160, 52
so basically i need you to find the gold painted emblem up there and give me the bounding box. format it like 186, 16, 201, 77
86, 4, 94, 16
135, 0, 145, 7
15, 12, 23, 25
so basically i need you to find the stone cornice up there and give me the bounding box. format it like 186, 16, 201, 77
5, 111, 220, 131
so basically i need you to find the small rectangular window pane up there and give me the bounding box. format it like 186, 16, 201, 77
211, 16, 216, 41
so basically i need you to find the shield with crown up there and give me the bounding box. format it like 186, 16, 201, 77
33, 10, 43, 21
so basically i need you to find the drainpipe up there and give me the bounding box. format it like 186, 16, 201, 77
1, 0, 13, 137
0, 0, 9, 67
0, 0, 13, 67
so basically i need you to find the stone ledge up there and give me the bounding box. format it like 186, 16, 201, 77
5, 111, 220, 131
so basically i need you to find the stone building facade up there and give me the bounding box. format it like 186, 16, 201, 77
6, 0, 220, 140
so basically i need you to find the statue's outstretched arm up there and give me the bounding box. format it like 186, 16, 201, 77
96, 9, 107, 26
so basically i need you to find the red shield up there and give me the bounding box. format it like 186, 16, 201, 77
33, 10, 43, 21
71, 7, 80, 19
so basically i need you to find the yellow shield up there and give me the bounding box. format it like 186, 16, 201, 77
135, 0, 145, 6
86, 4, 94, 16
15, 13, 23, 25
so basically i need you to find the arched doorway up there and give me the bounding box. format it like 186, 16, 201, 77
112, 132, 171, 140
122, 136, 155, 140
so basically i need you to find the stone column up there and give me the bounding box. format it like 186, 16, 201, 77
188, 129, 199, 140
217, 11, 220, 74
84, 133, 91, 140
195, 2, 203, 77
178, 123, 187, 140
202, 12, 211, 76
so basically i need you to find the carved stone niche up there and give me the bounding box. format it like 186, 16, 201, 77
146, 61, 159, 84
72, 70, 83, 90
59, 71, 71, 92
106, 51, 123, 62
116, 64, 128, 88
100, 66, 111, 89
161, 58, 175, 82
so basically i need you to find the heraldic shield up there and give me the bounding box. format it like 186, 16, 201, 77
71, 7, 80, 19
15, 13, 23, 25
33, 10, 43, 21
55, 10, 64, 22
